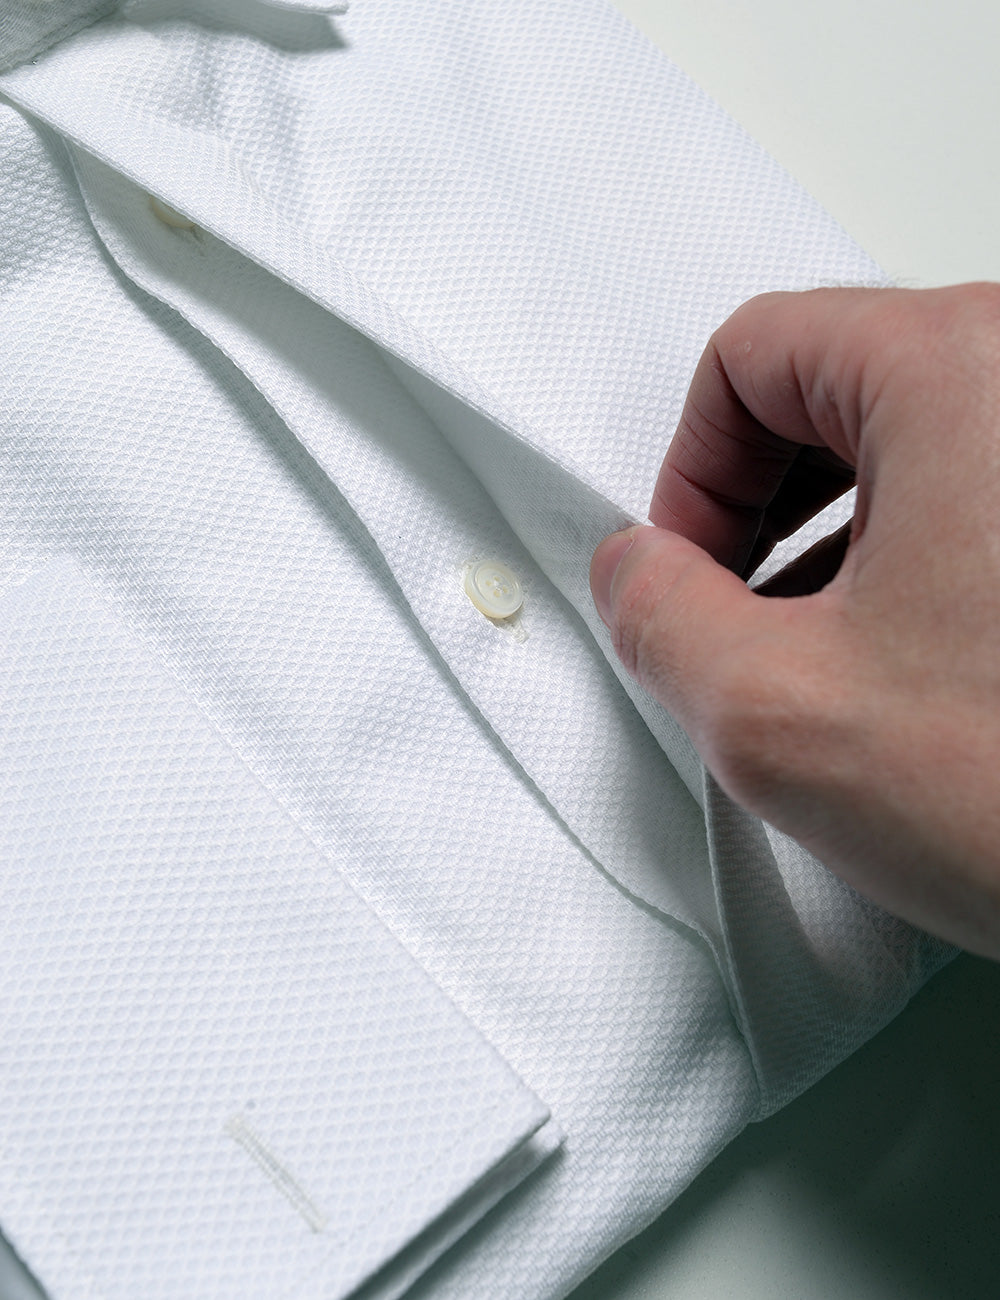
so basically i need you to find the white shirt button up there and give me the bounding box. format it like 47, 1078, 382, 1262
464, 559, 523, 619
148, 195, 197, 232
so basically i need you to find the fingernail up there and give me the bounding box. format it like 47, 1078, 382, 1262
590, 527, 639, 627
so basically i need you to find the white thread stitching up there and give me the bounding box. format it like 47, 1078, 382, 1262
226, 1114, 328, 1234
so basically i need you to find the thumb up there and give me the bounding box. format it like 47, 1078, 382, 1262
590, 525, 821, 783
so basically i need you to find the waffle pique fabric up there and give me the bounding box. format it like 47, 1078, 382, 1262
0, 3, 951, 1298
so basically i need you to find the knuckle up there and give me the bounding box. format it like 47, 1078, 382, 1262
918, 282, 1000, 359
956, 282, 1000, 365
719, 290, 788, 338
870, 283, 1000, 417
710, 293, 785, 368
957, 279, 1000, 324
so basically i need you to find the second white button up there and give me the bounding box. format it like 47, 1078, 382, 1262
464, 560, 524, 620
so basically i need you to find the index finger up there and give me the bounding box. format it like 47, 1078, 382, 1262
650, 288, 881, 571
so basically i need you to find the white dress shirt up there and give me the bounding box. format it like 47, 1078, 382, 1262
0, 2, 952, 1297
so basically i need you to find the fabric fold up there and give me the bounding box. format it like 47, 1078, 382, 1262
0, 0, 953, 1113
65, 130, 952, 1121
1, 103, 759, 1299
0, 3, 959, 1295
67, 142, 721, 950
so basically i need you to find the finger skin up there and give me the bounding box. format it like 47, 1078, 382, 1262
595, 284, 1000, 958
591, 523, 846, 813
740, 447, 854, 581
649, 287, 911, 570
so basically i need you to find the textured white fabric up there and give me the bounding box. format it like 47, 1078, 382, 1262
0, 2, 952, 1298
68, 144, 717, 950
0, 0, 116, 73
0, 559, 554, 1300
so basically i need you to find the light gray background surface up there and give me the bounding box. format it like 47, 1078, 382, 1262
612, 0, 1000, 288
1, 3, 998, 1298
569, 2, 1000, 1297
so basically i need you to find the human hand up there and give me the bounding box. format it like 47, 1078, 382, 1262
591, 285, 1000, 958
